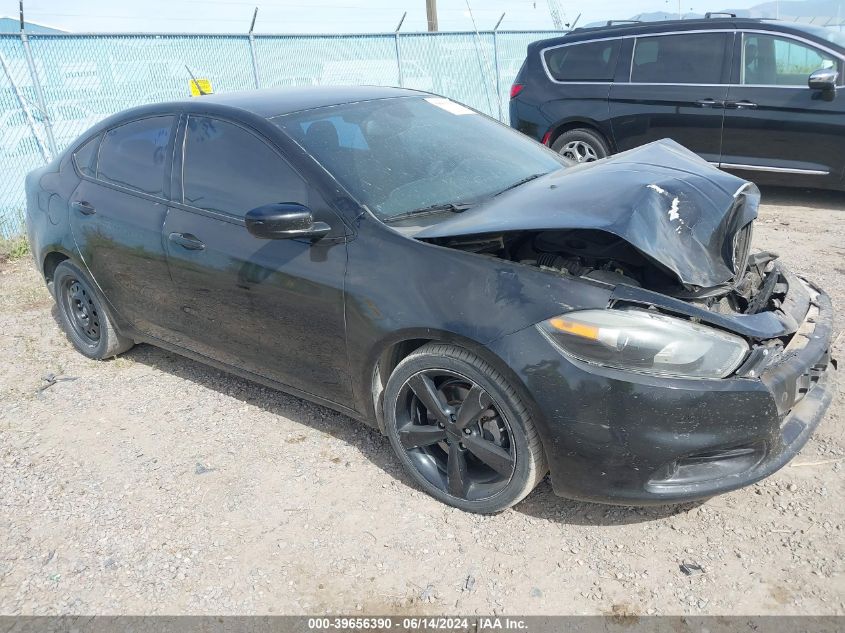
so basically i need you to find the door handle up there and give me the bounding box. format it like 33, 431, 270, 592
71, 200, 96, 215
695, 98, 725, 108
168, 232, 205, 251
726, 100, 758, 109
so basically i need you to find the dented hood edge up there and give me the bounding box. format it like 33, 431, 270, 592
414, 140, 759, 289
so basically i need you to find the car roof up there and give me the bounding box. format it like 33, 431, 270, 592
64, 85, 430, 155
182, 85, 423, 119
533, 17, 845, 50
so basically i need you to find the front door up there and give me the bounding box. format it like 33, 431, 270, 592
720, 31, 845, 184
162, 115, 352, 404
608, 31, 734, 163
68, 115, 177, 340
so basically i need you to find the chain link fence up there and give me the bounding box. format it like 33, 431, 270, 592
0, 29, 555, 238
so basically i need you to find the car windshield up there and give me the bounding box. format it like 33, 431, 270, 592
787, 23, 845, 49
273, 96, 566, 220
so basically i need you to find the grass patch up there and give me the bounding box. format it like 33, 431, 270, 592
0, 235, 31, 263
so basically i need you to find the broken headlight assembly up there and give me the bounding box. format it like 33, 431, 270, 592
537, 309, 749, 379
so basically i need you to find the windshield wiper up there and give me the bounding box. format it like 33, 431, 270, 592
494, 172, 547, 196
383, 202, 472, 223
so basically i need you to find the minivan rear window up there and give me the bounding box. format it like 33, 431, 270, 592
631, 32, 728, 84
544, 40, 622, 82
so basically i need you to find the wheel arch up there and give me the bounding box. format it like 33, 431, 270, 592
366, 329, 546, 441
42, 249, 72, 292
546, 118, 614, 152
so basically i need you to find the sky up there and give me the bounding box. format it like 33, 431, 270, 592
7, 0, 771, 34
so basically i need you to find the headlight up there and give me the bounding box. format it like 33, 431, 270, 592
537, 309, 749, 379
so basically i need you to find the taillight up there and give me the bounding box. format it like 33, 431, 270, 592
541, 131, 552, 145
510, 83, 524, 99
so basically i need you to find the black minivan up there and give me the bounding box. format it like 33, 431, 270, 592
510, 16, 845, 190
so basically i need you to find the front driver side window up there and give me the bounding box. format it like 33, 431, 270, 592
183, 116, 308, 216
742, 34, 838, 86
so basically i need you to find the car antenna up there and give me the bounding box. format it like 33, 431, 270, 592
185, 65, 208, 96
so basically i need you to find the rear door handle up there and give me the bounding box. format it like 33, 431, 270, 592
71, 200, 96, 215
726, 100, 758, 109
168, 232, 205, 251
695, 98, 725, 108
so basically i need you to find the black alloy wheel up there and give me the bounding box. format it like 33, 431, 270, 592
384, 343, 546, 513
395, 369, 516, 501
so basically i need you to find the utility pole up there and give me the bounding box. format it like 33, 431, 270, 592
426, 0, 438, 31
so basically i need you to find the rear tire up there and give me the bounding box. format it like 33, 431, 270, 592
383, 343, 547, 514
551, 128, 609, 163
53, 261, 133, 359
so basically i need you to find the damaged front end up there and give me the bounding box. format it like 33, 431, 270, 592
413, 141, 836, 501
415, 141, 824, 346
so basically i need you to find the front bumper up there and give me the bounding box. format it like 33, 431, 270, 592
489, 277, 837, 505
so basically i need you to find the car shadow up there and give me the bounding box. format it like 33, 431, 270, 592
515, 479, 705, 526
122, 341, 704, 526
119, 341, 410, 476
50, 303, 703, 526
758, 185, 845, 211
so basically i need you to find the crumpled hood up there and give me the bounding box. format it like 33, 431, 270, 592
415, 140, 759, 288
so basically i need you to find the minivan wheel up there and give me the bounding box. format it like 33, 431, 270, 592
551, 129, 609, 163
53, 261, 133, 360
383, 343, 547, 513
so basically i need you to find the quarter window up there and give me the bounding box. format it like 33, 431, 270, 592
97, 116, 173, 196
631, 33, 729, 84
544, 39, 622, 82
182, 116, 308, 216
73, 135, 100, 177
742, 34, 838, 85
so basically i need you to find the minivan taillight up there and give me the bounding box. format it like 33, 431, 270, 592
510, 83, 524, 99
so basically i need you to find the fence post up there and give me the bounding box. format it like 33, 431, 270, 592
19, 30, 57, 158
394, 12, 406, 87
493, 13, 506, 121
0, 48, 50, 162
248, 7, 261, 89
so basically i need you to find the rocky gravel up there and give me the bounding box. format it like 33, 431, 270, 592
1, 186, 843, 615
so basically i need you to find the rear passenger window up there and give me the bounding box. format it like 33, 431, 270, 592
182, 116, 307, 216
631, 33, 728, 84
97, 116, 173, 197
73, 135, 99, 177
544, 40, 622, 82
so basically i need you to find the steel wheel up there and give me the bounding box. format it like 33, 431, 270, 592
60, 277, 101, 344
394, 369, 516, 501
560, 139, 599, 163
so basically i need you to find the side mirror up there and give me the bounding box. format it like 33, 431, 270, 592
245, 203, 331, 240
808, 68, 838, 91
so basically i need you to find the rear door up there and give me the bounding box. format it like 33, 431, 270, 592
68, 115, 178, 340
162, 115, 352, 403
720, 31, 845, 183
608, 30, 734, 162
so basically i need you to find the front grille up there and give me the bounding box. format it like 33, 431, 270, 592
732, 221, 753, 278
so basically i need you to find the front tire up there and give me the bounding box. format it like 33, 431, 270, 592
383, 343, 547, 513
551, 128, 609, 163
53, 261, 133, 359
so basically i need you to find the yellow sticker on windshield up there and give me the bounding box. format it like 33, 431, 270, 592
424, 97, 474, 115
189, 78, 213, 97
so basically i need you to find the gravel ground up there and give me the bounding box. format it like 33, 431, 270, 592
1, 186, 843, 616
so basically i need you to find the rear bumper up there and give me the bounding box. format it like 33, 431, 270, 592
489, 277, 837, 505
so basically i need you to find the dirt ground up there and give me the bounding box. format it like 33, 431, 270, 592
1, 186, 843, 616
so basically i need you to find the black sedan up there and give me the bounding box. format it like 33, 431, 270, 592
26, 87, 836, 513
